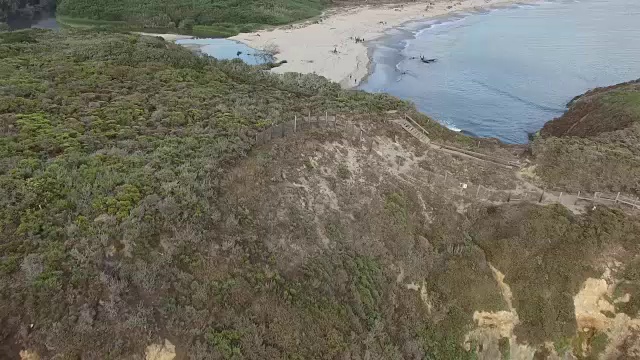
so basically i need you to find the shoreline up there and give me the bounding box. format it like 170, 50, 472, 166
134, 32, 194, 41
230, 0, 531, 89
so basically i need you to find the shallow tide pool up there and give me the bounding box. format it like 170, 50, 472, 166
175, 38, 272, 65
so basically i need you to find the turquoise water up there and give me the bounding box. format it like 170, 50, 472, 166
360, 0, 640, 143
175, 38, 272, 65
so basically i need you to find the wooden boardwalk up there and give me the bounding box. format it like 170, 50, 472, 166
391, 114, 639, 212
392, 114, 522, 169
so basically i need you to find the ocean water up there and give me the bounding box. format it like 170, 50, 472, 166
175, 38, 272, 65
359, 0, 640, 143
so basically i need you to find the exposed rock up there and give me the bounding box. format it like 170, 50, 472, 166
19, 350, 40, 360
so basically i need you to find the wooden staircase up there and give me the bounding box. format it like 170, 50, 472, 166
392, 115, 431, 145
391, 114, 523, 169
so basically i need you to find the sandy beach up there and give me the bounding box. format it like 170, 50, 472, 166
231, 0, 523, 88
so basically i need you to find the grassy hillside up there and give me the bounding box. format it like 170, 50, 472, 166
540, 79, 640, 138
531, 79, 640, 195
2, 29, 640, 359
56, 0, 327, 36
0, 28, 410, 357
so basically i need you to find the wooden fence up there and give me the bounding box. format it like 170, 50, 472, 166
254, 113, 364, 145
575, 191, 640, 209
251, 112, 640, 211
405, 167, 640, 211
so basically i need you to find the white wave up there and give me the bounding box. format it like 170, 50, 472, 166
445, 123, 462, 132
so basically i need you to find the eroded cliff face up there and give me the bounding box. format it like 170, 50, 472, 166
466, 268, 640, 360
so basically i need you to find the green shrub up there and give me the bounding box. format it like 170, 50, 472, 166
385, 192, 408, 225
0, 31, 38, 43
205, 328, 242, 359
57, 0, 328, 36
337, 163, 350, 179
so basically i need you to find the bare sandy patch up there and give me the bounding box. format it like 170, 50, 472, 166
145, 339, 176, 360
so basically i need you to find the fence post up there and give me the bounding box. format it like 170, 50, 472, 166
294, 115, 297, 133
539, 189, 544, 203
559, 192, 563, 204
325, 111, 328, 125
615, 192, 620, 203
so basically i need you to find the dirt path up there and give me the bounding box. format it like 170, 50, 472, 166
391, 116, 639, 214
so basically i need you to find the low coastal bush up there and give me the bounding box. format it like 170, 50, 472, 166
3, 28, 640, 360
56, 0, 328, 35
0, 29, 410, 358
534, 79, 640, 195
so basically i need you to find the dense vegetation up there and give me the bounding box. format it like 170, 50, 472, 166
472, 204, 640, 350
56, 0, 327, 36
1, 27, 640, 360
540, 79, 640, 138
532, 79, 640, 195
0, 28, 417, 358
